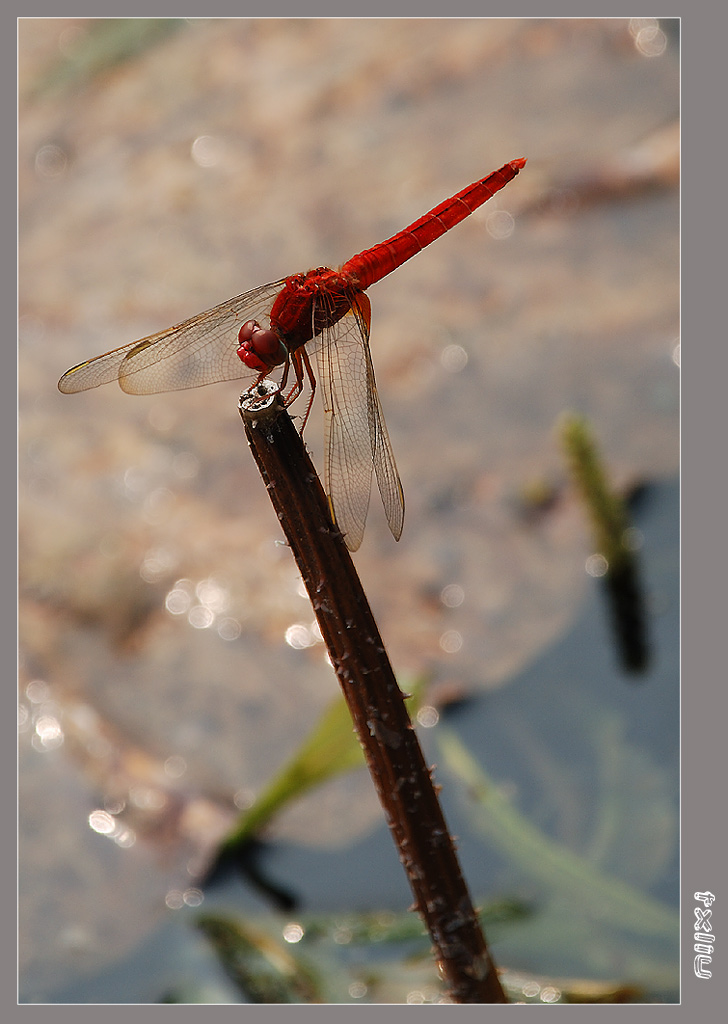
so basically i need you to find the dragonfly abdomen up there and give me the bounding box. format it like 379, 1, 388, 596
342, 158, 526, 292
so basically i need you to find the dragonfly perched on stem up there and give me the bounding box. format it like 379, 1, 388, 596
59, 158, 526, 550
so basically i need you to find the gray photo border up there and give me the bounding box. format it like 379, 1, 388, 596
10, 1, 724, 1020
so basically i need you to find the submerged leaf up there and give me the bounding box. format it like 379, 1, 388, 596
437, 728, 677, 939
221, 677, 428, 848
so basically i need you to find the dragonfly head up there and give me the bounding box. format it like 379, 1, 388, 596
237, 320, 288, 371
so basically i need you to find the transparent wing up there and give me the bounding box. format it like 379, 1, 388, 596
58, 280, 287, 395
315, 291, 405, 551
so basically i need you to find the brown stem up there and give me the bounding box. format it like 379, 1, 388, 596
238, 383, 508, 1004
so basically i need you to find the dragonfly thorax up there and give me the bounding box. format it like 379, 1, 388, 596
269, 267, 359, 350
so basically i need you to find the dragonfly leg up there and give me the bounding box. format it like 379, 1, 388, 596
296, 346, 317, 433
271, 353, 290, 400
281, 348, 317, 433
283, 349, 305, 406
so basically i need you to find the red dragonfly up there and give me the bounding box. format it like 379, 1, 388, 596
59, 158, 526, 550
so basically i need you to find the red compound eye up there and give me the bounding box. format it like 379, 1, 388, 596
237, 320, 287, 370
